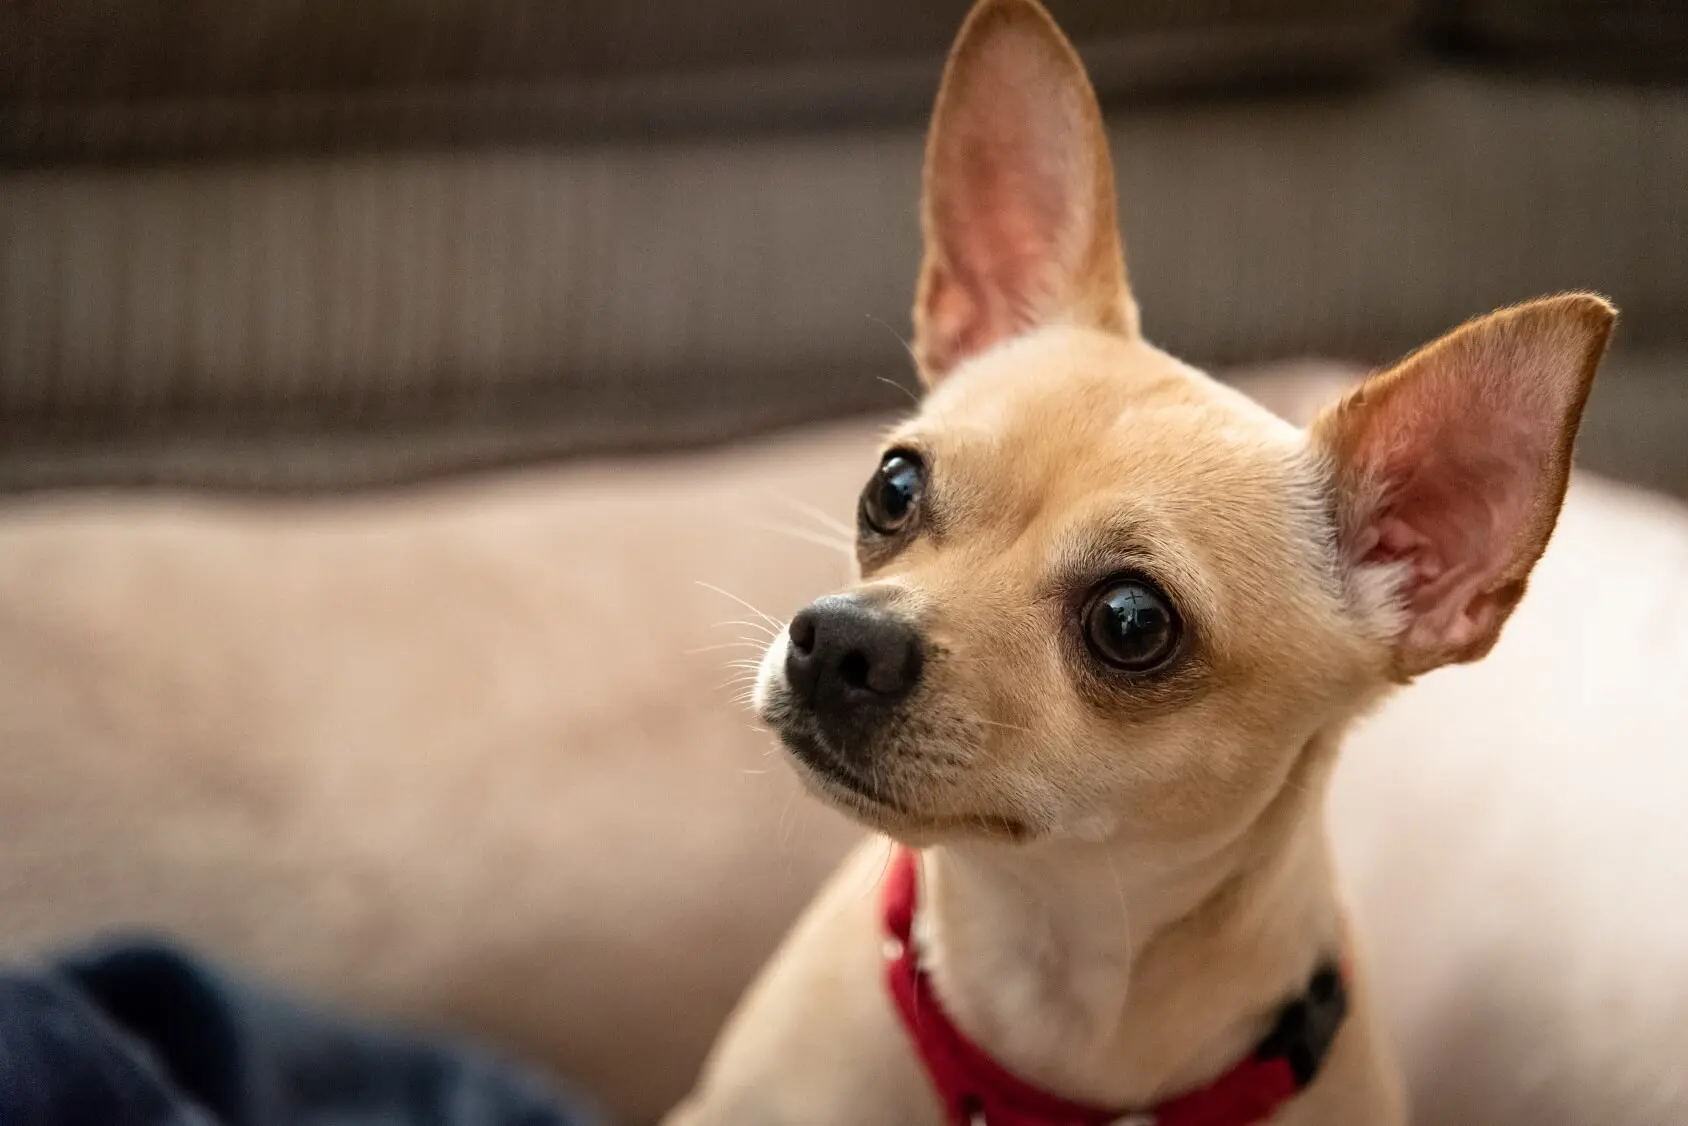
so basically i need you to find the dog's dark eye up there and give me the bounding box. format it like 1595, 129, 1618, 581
1083, 579, 1180, 672
860, 452, 925, 535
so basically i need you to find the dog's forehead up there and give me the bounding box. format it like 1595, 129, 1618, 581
902, 328, 1306, 516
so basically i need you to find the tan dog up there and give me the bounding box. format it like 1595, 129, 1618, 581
666, 1, 1614, 1123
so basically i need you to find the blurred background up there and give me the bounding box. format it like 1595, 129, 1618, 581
0, 2, 1685, 1126
1, 0, 1684, 494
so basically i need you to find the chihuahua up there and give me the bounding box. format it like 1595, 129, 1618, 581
666, 1, 1614, 1123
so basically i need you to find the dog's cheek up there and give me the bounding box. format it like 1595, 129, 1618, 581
989, 708, 1112, 833
1041, 716, 1244, 842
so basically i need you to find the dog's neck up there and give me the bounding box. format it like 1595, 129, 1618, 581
917, 733, 1346, 1109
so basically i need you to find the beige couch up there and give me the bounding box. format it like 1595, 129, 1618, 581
3, 369, 1687, 1126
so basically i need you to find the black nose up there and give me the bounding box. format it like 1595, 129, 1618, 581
785, 596, 923, 720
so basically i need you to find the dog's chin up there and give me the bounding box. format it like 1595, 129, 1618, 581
772, 727, 1033, 844
777, 729, 908, 824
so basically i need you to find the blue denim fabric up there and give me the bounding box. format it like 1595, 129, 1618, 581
0, 939, 605, 1126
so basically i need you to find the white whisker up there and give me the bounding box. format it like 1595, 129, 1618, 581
683, 640, 768, 655
864, 314, 924, 392
768, 494, 857, 540
695, 581, 784, 630
1105, 852, 1136, 966
877, 375, 920, 404
738, 520, 854, 557
712, 618, 779, 639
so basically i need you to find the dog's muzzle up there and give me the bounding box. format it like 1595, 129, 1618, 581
784, 594, 922, 720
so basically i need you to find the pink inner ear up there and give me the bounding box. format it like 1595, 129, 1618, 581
917, 19, 1105, 376
930, 140, 1072, 360
1339, 355, 1569, 664
1358, 442, 1537, 654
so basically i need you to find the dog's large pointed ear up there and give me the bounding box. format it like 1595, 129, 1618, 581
912, 0, 1136, 384
1313, 293, 1616, 678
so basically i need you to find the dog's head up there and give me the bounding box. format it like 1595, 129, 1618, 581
754, 0, 1613, 850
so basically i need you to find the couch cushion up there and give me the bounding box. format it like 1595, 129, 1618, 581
0, 1, 1412, 157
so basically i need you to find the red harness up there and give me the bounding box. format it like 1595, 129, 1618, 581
881, 847, 1347, 1126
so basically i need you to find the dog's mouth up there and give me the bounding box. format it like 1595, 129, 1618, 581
779, 729, 910, 815
773, 723, 1033, 842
